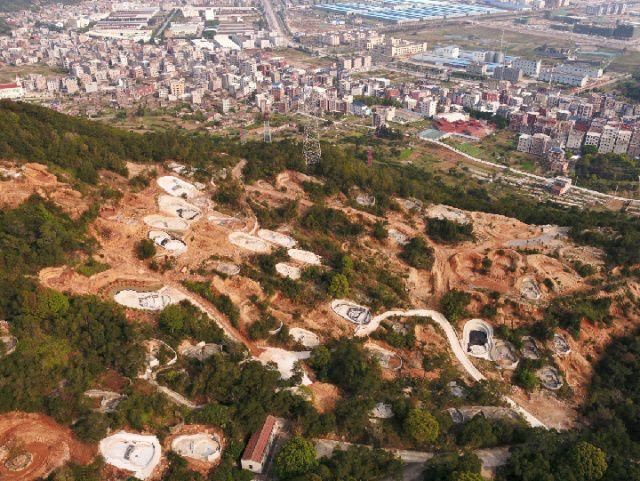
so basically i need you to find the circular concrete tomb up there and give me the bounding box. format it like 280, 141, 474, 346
447, 407, 465, 424
370, 402, 394, 419
331, 299, 372, 325
85, 390, 126, 413
148, 230, 187, 254
157, 176, 199, 199
5, 452, 33, 471
0, 335, 17, 356
521, 336, 541, 360
490, 339, 519, 370
143, 215, 190, 232
275, 262, 301, 280
171, 433, 222, 464
158, 195, 201, 221
462, 319, 494, 360
365, 342, 403, 371
388, 229, 409, 245
208, 212, 244, 229
553, 333, 571, 356
536, 366, 564, 390
356, 193, 376, 207
214, 261, 241, 276
258, 229, 297, 248
288, 249, 321, 266
180, 341, 223, 361
99, 432, 161, 480
228, 232, 271, 253
289, 328, 320, 348
520, 278, 541, 300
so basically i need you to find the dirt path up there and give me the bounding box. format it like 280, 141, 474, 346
147, 377, 203, 409
315, 439, 509, 473
170, 282, 261, 356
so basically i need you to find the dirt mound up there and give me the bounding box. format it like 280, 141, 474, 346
0, 163, 88, 218
526, 254, 583, 294
309, 383, 341, 414
447, 249, 523, 294
0, 412, 95, 481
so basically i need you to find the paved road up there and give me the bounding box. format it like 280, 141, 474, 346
423, 138, 640, 205
356, 309, 546, 428
316, 439, 510, 474
147, 377, 203, 409
262, 0, 290, 43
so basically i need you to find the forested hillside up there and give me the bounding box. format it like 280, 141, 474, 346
0, 101, 236, 182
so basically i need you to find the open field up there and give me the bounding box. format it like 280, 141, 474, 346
270, 48, 334, 68
398, 23, 577, 58
443, 131, 540, 172
397, 22, 640, 74
0, 64, 66, 83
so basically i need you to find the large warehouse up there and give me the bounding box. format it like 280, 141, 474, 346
316, 0, 502, 23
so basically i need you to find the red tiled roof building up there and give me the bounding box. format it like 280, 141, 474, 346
241, 415, 277, 474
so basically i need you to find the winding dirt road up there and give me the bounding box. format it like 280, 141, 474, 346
356, 309, 547, 429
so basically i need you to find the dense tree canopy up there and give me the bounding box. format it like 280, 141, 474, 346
0, 101, 235, 183
404, 408, 440, 445
399, 236, 435, 269
274, 437, 318, 479
426, 218, 475, 244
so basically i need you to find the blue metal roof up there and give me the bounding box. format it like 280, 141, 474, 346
316, 1, 501, 22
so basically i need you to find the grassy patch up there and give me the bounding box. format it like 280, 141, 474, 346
75, 257, 110, 277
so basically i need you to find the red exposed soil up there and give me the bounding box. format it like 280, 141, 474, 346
0, 412, 95, 481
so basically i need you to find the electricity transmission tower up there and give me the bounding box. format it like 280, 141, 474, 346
263, 111, 272, 143
302, 91, 322, 168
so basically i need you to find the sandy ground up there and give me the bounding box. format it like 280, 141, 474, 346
0, 162, 89, 218
0, 412, 95, 481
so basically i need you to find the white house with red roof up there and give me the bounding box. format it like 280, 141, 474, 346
240, 415, 278, 474
0, 82, 24, 100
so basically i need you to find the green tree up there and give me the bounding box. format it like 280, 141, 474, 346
158, 304, 187, 335
399, 236, 434, 269
372, 221, 388, 240
135, 238, 156, 259
440, 290, 471, 323
513, 367, 539, 391
308, 345, 331, 379
326, 338, 382, 396
565, 442, 607, 481
404, 408, 440, 445
426, 218, 474, 244
453, 472, 485, 481
456, 415, 497, 449
329, 273, 350, 298
423, 452, 482, 481
274, 437, 318, 479
73, 412, 108, 443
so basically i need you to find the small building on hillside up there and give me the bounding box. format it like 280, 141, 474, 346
240, 415, 278, 474
551, 176, 572, 195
